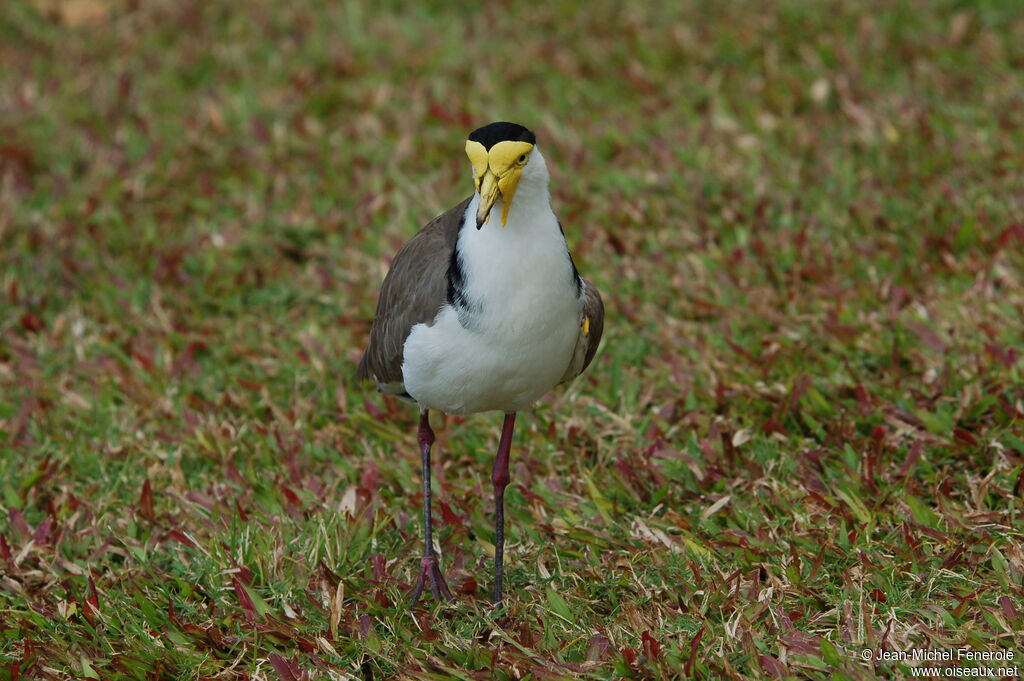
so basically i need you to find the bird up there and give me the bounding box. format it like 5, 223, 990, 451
356, 121, 604, 606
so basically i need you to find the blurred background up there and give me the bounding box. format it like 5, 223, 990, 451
1, 0, 1023, 678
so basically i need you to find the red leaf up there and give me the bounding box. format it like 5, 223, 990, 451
586, 633, 609, 661
953, 428, 977, 447
641, 630, 661, 659
901, 521, 921, 556
759, 654, 786, 678
171, 341, 206, 377
168, 600, 183, 627
7, 508, 31, 539
897, 439, 923, 478
426, 100, 472, 127
516, 482, 545, 505
456, 575, 477, 595
235, 376, 263, 392
88, 533, 113, 561
998, 595, 1018, 619
787, 374, 812, 408
20, 312, 44, 333
622, 647, 637, 666
232, 576, 259, 622
360, 462, 379, 493
905, 321, 946, 353
359, 614, 373, 639
438, 501, 461, 526
914, 522, 950, 543
166, 530, 197, 548
132, 350, 155, 373
279, 482, 302, 508
996, 222, 1024, 248
854, 384, 872, 411
363, 399, 384, 420
138, 480, 155, 521
268, 653, 299, 681
0, 534, 12, 565
607, 232, 627, 255
84, 575, 100, 624
227, 554, 253, 584
517, 622, 536, 648
781, 630, 820, 656
940, 543, 966, 570
32, 518, 52, 544
370, 553, 386, 581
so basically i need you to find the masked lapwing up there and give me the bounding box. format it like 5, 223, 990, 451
357, 122, 604, 606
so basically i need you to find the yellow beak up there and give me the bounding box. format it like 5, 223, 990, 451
476, 168, 500, 229
465, 138, 533, 229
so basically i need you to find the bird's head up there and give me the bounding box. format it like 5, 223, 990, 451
465, 122, 545, 229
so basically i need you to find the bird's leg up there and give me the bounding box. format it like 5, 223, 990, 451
410, 409, 452, 606
491, 411, 517, 605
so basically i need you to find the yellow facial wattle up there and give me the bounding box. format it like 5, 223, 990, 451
465, 139, 533, 227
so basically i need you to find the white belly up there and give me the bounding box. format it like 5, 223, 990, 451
402, 295, 580, 414
400, 187, 582, 414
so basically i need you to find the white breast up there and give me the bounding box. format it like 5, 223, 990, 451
401, 195, 582, 414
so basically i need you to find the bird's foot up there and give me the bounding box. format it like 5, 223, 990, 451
409, 554, 452, 606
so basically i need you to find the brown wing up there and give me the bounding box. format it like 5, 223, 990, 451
356, 197, 470, 389
559, 277, 605, 384
579, 278, 604, 374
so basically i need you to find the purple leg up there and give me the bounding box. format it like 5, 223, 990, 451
410, 409, 452, 606
492, 412, 517, 605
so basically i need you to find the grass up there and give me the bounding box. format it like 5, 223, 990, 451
1, 0, 1023, 678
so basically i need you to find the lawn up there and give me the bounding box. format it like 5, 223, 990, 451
1, 0, 1023, 679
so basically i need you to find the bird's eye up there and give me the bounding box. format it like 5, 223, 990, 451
518, 154, 527, 163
